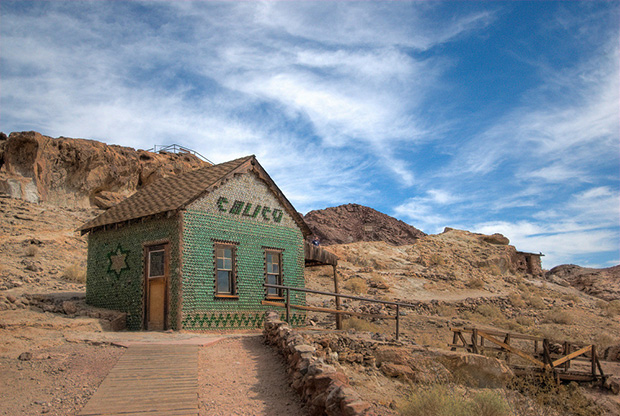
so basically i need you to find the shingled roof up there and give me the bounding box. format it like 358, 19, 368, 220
78, 155, 311, 236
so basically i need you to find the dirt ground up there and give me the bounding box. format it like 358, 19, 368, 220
0, 343, 123, 416
199, 335, 308, 416
0, 330, 309, 416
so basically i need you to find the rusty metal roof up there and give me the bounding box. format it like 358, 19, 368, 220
78, 155, 311, 236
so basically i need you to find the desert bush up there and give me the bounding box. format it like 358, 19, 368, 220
561, 293, 581, 303
369, 273, 388, 288
525, 295, 546, 309
466, 277, 485, 289
509, 374, 603, 416
63, 264, 86, 283
344, 277, 367, 294
470, 390, 510, 416
484, 264, 502, 276
508, 293, 526, 308
429, 254, 445, 266
516, 315, 535, 327
476, 304, 503, 319
25, 245, 38, 257
545, 308, 573, 325
346, 253, 371, 268
594, 332, 616, 351
597, 299, 620, 317
435, 304, 457, 317
342, 317, 383, 333
400, 385, 510, 416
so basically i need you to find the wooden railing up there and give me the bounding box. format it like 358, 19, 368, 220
147, 144, 213, 164
450, 327, 606, 384
263, 283, 415, 340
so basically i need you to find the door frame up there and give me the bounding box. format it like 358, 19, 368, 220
143, 240, 170, 330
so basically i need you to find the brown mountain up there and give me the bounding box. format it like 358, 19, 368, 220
303, 203, 426, 246
546, 264, 620, 301
0, 131, 207, 209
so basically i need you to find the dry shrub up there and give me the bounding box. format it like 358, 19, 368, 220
484, 264, 502, 276
466, 277, 485, 289
525, 294, 546, 309
342, 317, 383, 333
508, 292, 526, 308
399, 385, 510, 416
476, 304, 503, 319
346, 253, 371, 268
470, 390, 511, 416
435, 304, 457, 317
561, 293, 581, 303
25, 245, 38, 257
370, 273, 387, 285
344, 277, 367, 294
509, 374, 603, 416
597, 299, 620, 317
594, 332, 616, 351
63, 264, 86, 283
429, 254, 445, 266
516, 315, 535, 327
545, 308, 573, 325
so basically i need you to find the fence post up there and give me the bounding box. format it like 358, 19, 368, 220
333, 265, 342, 330
395, 304, 400, 340
591, 345, 596, 378
286, 287, 290, 324
471, 328, 479, 354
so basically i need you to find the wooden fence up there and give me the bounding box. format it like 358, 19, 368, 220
262, 283, 409, 339
450, 327, 607, 384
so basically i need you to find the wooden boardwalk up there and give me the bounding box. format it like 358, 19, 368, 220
79, 344, 199, 416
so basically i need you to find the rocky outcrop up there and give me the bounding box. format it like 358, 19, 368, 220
304, 204, 426, 246
0, 131, 207, 208
546, 264, 620, 301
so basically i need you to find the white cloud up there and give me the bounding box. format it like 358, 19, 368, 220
393, 189, 463, 233
473, 185, 620, 267
254, 2, 495, 50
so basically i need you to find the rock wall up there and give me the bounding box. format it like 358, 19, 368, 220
0, 131, 207, 208
263, 312, 372, 416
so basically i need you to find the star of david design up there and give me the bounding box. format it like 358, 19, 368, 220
107, 245, 130, 278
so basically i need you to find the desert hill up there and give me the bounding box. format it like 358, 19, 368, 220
1, 131, 619, 415
0, 131, 207, 209
304, 203, 426, 246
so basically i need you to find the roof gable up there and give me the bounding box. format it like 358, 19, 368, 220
78, 155, 310, 236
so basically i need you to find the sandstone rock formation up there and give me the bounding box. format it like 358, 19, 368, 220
304, 203, 426, 246
546, 264, 620, 301
0, 131, 207, 208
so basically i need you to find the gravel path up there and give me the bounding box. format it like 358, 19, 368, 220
199, 335, 308, 416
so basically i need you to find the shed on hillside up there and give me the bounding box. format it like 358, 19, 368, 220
79, 155, 314, 331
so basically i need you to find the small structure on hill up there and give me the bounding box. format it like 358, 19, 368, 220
79, 155, 316, 331
515, 251, 544, 277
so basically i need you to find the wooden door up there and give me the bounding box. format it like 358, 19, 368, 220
145, 244, 168, 330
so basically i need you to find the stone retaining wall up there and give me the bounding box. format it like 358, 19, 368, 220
263, 312, 372, 416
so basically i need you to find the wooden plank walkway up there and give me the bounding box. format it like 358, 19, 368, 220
79, 344, 199, 416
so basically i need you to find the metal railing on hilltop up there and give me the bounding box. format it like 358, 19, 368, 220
147, 144, 213, 164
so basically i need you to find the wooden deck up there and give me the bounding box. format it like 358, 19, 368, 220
79, 344, 199, 416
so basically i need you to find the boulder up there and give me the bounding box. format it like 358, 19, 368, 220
481, 233, 510, 245
91, 190, 126, 209
439, 351, 514, 388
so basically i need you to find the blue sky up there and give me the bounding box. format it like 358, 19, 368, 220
1, 1, 618, 268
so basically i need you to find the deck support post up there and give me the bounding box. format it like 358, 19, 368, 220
333, 265, 342, 330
